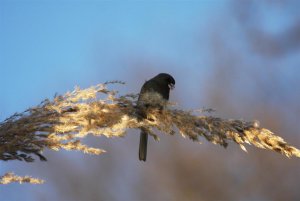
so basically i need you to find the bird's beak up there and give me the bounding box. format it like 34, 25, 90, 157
168, 83, 175, 90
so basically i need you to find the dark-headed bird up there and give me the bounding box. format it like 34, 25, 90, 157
137, 73, 175, 161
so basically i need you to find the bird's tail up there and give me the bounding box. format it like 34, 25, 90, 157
139, 129, 148, 161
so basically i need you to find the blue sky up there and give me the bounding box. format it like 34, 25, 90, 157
0, 1, 225, 121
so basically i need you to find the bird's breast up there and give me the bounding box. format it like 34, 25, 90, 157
137, 91, 167, 107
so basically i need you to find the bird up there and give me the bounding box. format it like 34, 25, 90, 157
137, 73, 175, 161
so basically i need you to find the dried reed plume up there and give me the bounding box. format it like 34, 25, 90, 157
1, 81, 299, 184
0, 172, 44, 184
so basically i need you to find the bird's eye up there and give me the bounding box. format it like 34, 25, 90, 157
167, 77, 175, 85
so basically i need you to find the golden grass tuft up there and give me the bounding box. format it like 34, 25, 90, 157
1, 81, 299, 184
0, 172, 44, 184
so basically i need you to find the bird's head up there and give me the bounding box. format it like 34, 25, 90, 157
155, 73, 175, 90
